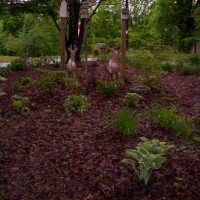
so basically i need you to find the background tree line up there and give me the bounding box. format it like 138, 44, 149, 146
0, 0, 199, 58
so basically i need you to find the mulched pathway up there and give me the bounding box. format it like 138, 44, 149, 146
0, 62, 200, 200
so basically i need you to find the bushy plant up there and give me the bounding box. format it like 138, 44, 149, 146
0, 67, 12, 77
111, 107, 138, 137
180, 66, 194, 75
150, 106, 177, 129
99, 79, 125, 97
65, 78, 79, 90
161, 62, 174, 72
76, 68, 85, 80
96, 80, 119, 98
174, 116, 195, 138
34, 76, 56, 94
48, 70, 66, 85
9, 59, 27, 70
189, 55, 200, 67
11, 82, 23, 92
122, 138, 174, 185
139, 74, 161, 90
12, 95, 31, 115
64, 95, 91, 113
21, 77, 32, 86
123, 93, 142, 107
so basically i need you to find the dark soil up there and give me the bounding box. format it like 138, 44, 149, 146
0, 62, 200, 200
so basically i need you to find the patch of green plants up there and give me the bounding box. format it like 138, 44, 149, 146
34, 76, 56, 94
76, 67, 85, 80
12, 95, 31, 115
110, 107, 138, 137
123, 92, 142, 107
139, 73, 161, 90
9, 58, 27, 70
96, 79, 123, 98
189, 55, 200, 67
192, 136, 200, 144
21, 77, 32, 86
63, 95, 91, 113
65, 78, 79, 90
160, 62, 174, 72
11, 82, 23, 92
174, 116, 195, 138
150, 106, 177, 129
0, 67, 12, 77
48, 70, 66, 85
150, 106, 195, 138
122, 137, 174, 185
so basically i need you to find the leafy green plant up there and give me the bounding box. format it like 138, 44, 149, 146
21, 77, 32, 86
174, 116, 195, 138
12, 95, 31, 115
110, 107, 138, 137
122, 138, 174, 185
123, 93, 142, 107
138, 137, 174, 154
9, 58, 27, 70
65, 78, 79, 90
64, 95, 91, 113
11, 82, 23, 92
161, 62, 174, 72
76, 67, 85, 80
189, 55, 200, 67
96, 79, 125, 98
192, 136, 200, 144
139, 74, 161, 90
151, 106, 177, 129
48, 70, 66, 85
34, 76, 56, 94
0, 67, 12, 77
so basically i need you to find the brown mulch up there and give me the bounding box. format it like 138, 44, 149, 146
0, 62, 200, 200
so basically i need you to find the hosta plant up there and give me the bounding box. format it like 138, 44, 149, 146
64, 95, 91, 113
122, 138, 174, 185
123, 93, 142, 107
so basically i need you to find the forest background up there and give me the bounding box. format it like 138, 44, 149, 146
0, 0, 199, 58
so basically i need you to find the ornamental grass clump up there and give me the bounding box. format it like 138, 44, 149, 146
122, 137, 174, 185
64, 95, 91, 113
111, 107, 138, 137
150, 106, 177, 130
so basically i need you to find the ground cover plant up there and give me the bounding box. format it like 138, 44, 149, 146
0, 59, 200, 200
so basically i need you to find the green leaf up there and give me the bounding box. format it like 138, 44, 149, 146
138, 147, 149, 155
121, 159, 135, 166
126, 149, 143, 160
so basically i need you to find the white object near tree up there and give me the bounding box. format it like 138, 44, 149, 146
60, 0, 67, 18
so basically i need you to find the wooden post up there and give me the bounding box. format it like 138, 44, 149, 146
121, 8, 129, 80
59, 0, 67, 69
121, 19, 126, 79
84, 20, 88, 94
60, 17, 66, 69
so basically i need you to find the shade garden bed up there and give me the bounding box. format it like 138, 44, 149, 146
0, 61, 200, 200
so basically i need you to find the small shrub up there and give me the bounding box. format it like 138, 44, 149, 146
111, 107, 138, 137
12, 95, 31, 115
189, 55, 200, 67
139, 74, 161, 90
76, 68, 85, 80
34, 76, 56, 94
9, 59, 27, 70
161, 62, 173, 72
21, 77, 32, 86
64, 95, 91, 113
122, 137, 174, 185
123, 93, 142, 107
96, 80, 118, 97
0, 67, 12, 77
181, 66, 194, 75
11, 82, 23, 92
48, 70, 66, 85
65, 78, 79, 90
174, 116, 195, 138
